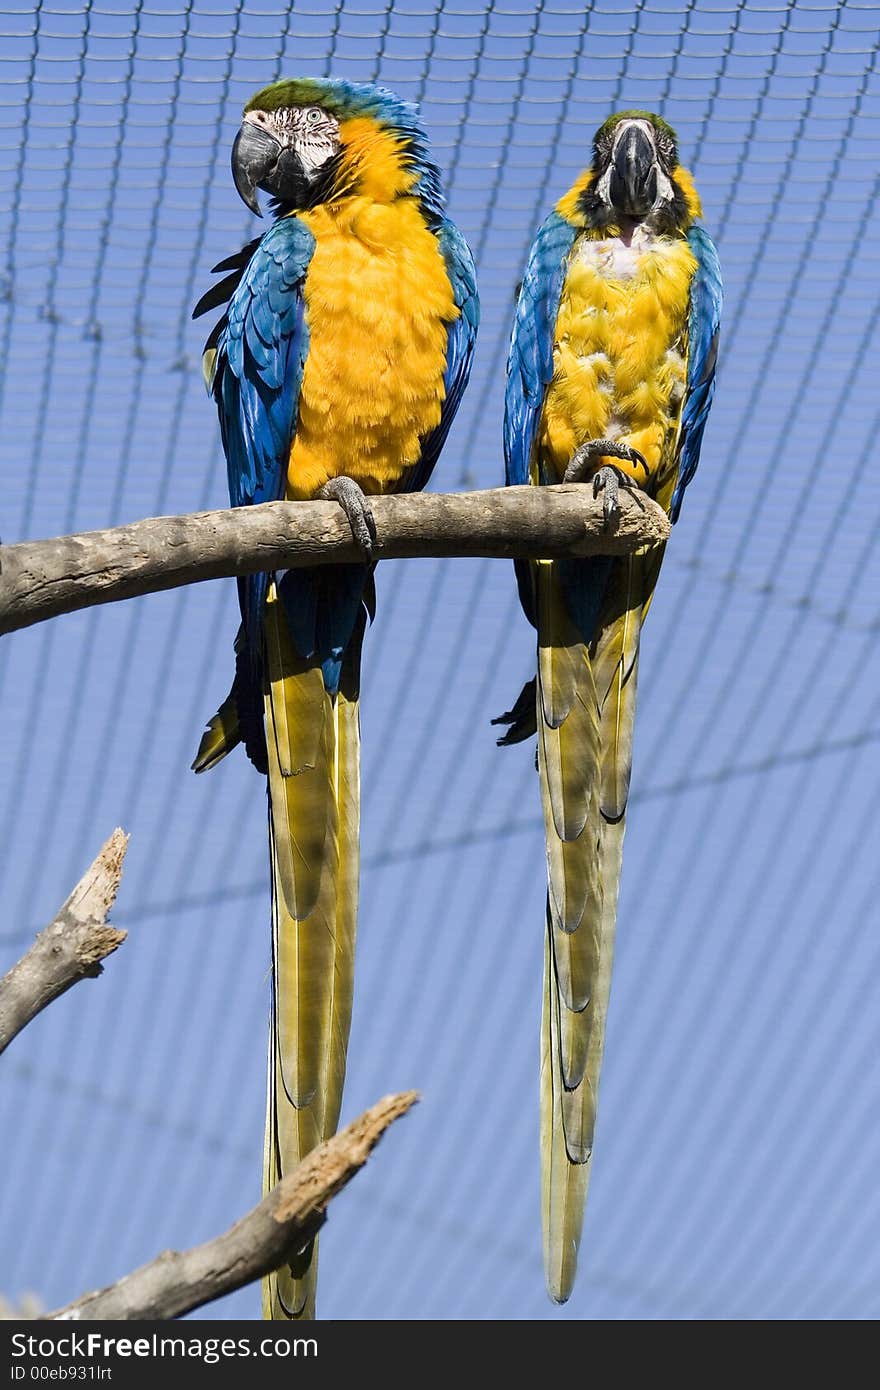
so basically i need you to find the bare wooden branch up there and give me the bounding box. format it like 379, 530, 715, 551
48, 1091, 418, 1321
0, 486, 670, 636
0, 830, 128, 1056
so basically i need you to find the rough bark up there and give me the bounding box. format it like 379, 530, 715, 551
48, 1092, 418, 1321
0, 831, 128, 1056
0, 486, 670, 635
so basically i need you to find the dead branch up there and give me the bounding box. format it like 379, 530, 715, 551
0, 830, 128, 1056
0, 486, 670, 636
48, 1091, 418, 1321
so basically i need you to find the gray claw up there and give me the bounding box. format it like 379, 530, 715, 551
591, 464, 646, 532
563, 438, 649, 486
592, 466, 621, 528
319, 476, 377, 558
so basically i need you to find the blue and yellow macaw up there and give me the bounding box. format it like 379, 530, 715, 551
496, 112, 721, 1303
191, 78, 478, 1320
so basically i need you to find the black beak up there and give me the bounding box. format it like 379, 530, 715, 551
231, 121, 283, 216
609, 124, 658, 217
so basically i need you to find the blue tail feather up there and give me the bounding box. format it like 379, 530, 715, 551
278, 565, 371, 696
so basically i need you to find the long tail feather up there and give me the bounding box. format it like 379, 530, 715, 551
536, 561, 602, 1300
261, 586, 362, 1321
541, 909, 590, 1302
537, 553, 647, 1303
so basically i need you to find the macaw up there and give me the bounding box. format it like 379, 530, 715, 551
191, 78, 478, 1320
495, 111, 721, 1303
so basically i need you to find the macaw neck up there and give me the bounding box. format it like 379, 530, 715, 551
291, 185, 433, 257
333, 117, 418, 203
271, 118, 442, 231
616, 216, 640, 247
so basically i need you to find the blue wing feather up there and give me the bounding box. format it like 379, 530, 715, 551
503, 212, 576, 625
211, 217, 315, 640
399, 218, 479, 496
670, 225, 723, 522
503, 212, 577, 489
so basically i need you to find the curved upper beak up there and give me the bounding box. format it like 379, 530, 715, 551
231, 120, 283, 216
608, 123, 658, 217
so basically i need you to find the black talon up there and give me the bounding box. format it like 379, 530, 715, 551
318, 476, 377, 558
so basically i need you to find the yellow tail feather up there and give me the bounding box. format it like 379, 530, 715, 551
541, 915, 590, 1303
191, 692, 240, 773
261, 586, 362, 1321
536, 554, 647, 1303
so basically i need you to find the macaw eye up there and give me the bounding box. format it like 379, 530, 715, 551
305, 108, 323, 124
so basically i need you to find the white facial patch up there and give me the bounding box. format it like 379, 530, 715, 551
290, 107, 341, 176
245, 105, 341, 179
595, 164, 613, 207
653, 167, 674, 205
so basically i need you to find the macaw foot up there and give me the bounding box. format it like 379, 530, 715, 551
563, 438, 648, 487
491, 677, 537, 747
318, 476, 377, 558
590, 464, 648, 530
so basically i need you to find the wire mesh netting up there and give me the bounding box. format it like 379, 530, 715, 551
0, 0, 878, 1320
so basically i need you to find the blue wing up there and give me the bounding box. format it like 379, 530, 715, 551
503, 212, 577, 627
399, 218, 479, 496
208, 216, 316, 641
670, 225, 723, 522
503, 212, 577, 488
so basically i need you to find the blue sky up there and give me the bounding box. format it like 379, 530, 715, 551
0, 0, 878, 1320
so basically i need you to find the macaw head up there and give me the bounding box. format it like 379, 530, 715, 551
231, 78, 444, 221
572, 110, 698, 232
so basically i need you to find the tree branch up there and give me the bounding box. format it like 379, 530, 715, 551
48, 1091, 418, 1321
0, 830, 128, 1056
0, 486, 670, 636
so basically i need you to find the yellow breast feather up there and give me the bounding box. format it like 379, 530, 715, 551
539, 229, 696, 487
288, 194, 457, 501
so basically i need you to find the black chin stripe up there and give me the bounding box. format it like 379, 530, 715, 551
269, 150, 344, 215
576, 176, 691, 233
577, 186, 615, 230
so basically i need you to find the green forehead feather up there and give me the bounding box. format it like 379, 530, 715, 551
245, 79, 346, 117
596, 110, 678, 143
244, 77, 394, 123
